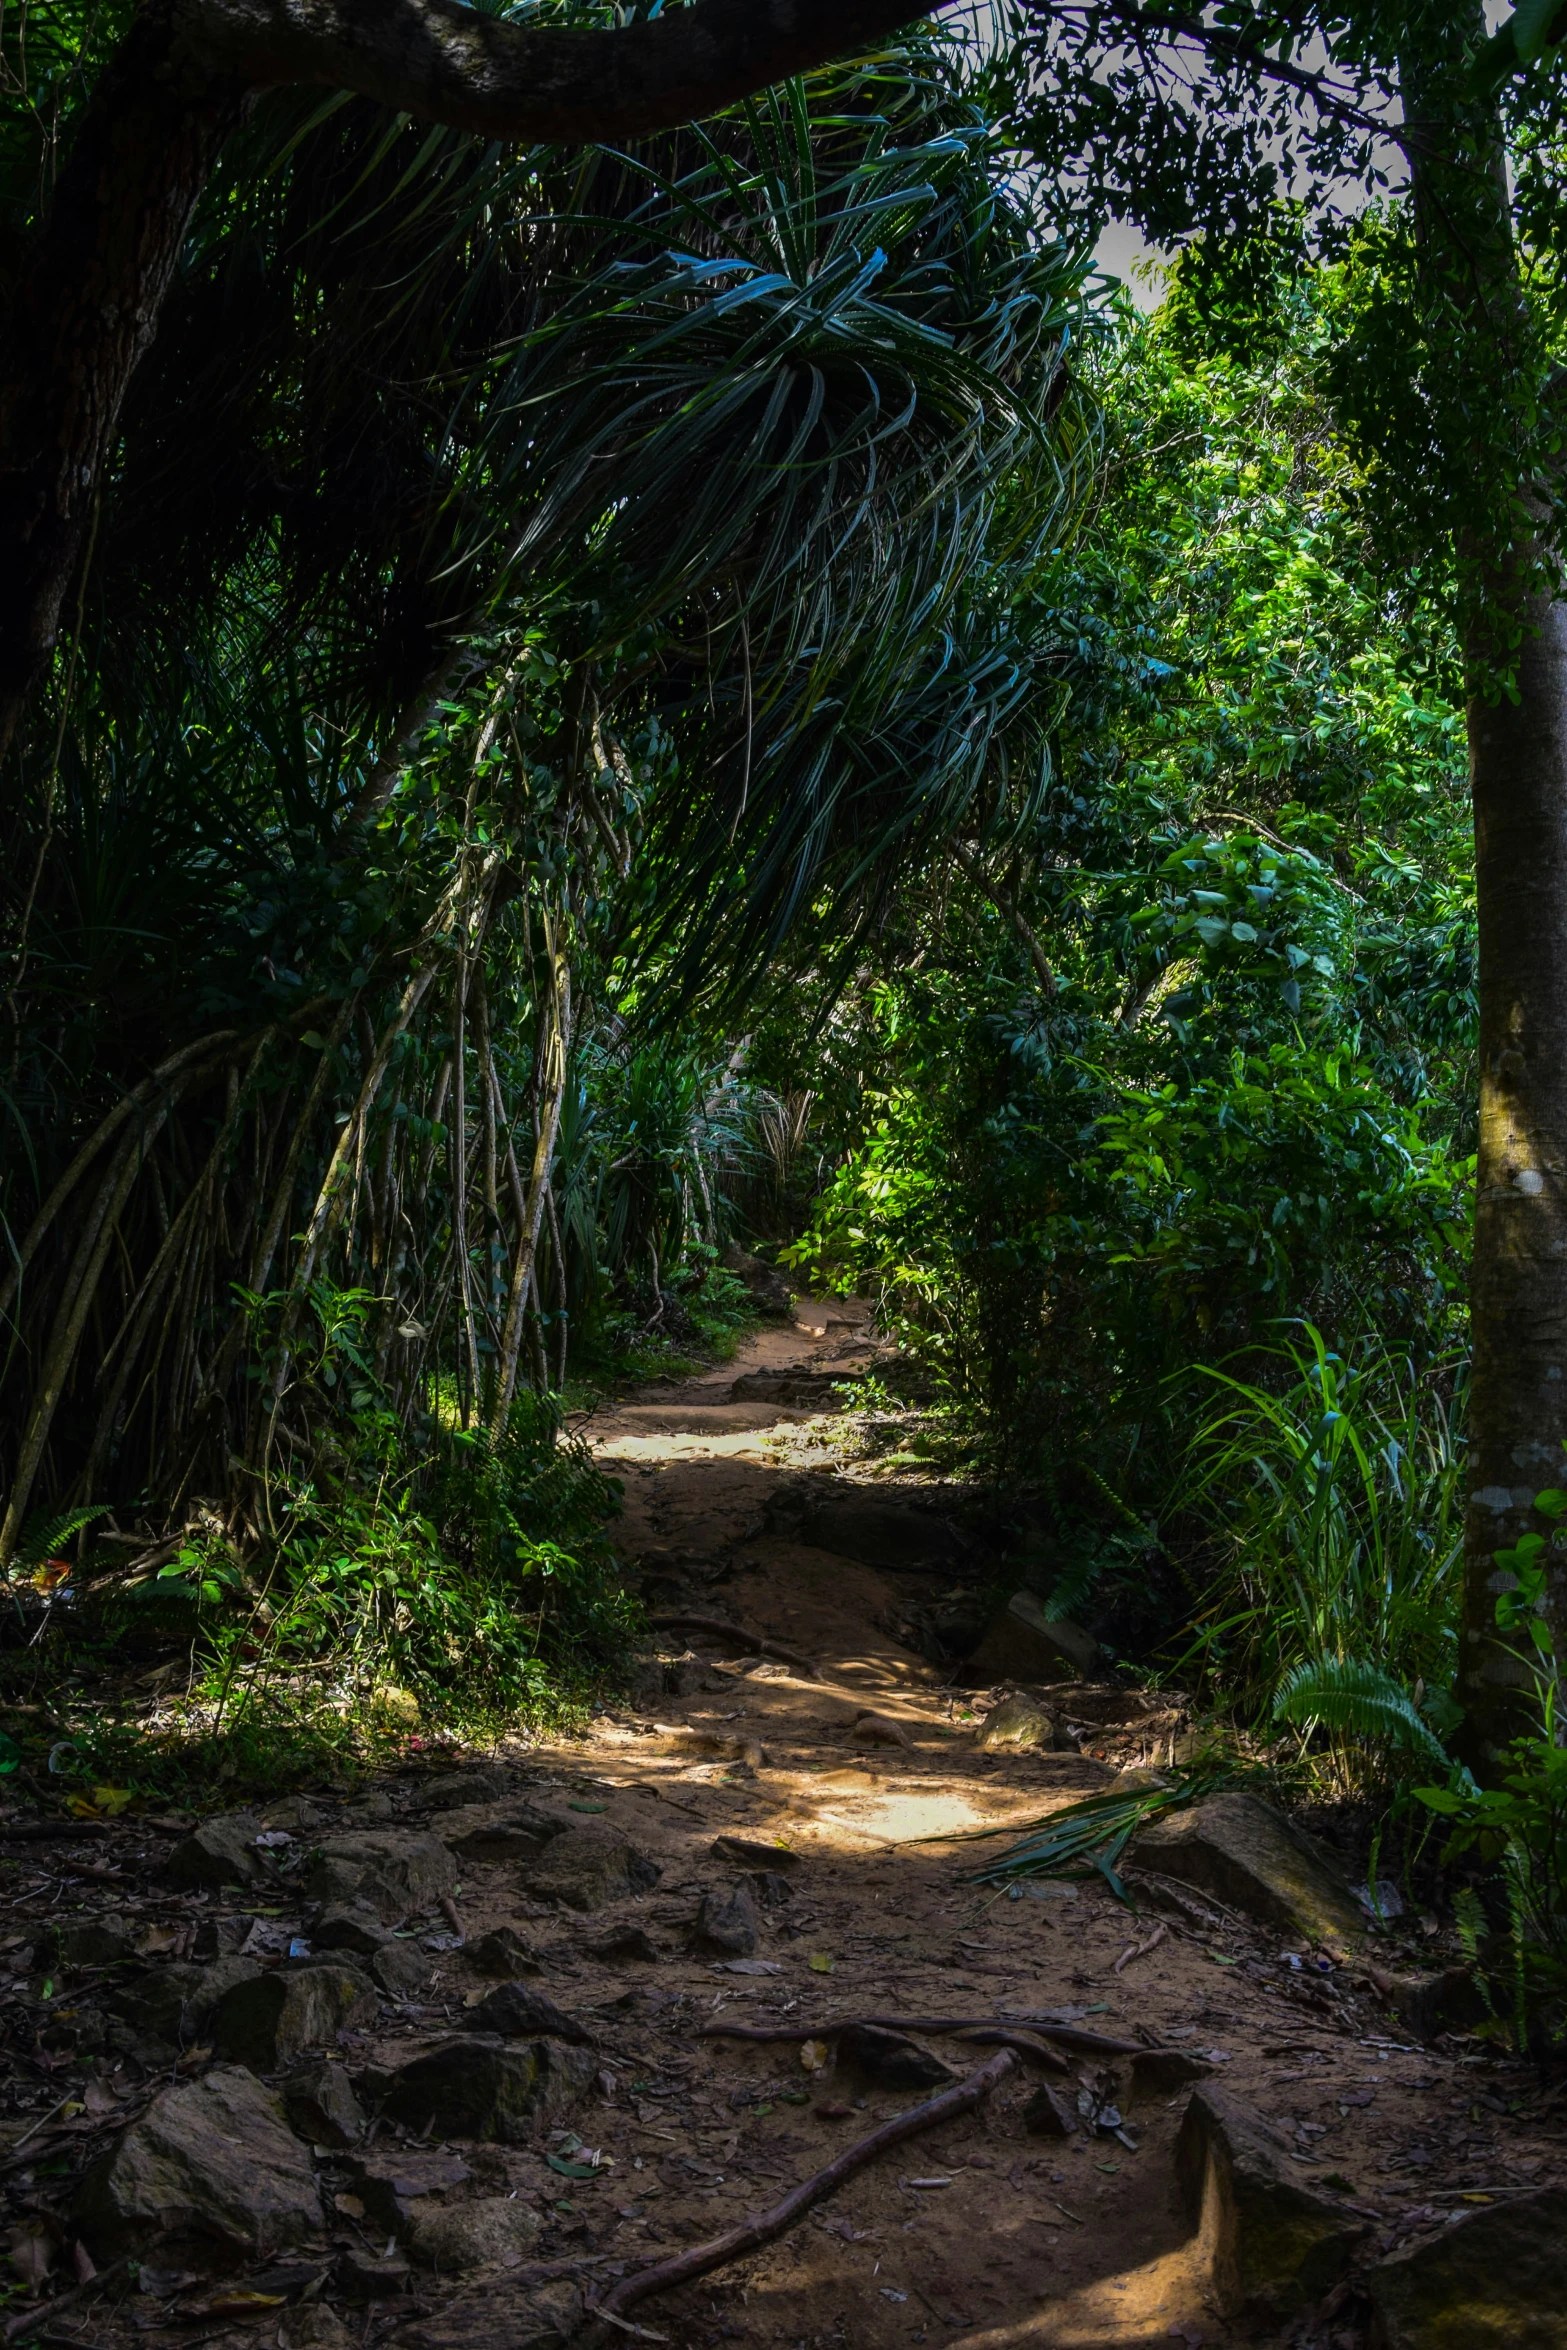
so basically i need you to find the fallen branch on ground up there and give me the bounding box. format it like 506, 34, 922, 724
699, 2011, 1155, 2060
577, 2048, 1017, 2346
1113, 1921, 1169, 1973
3, 2257, 133, 2341
648, 1611, 817, 1672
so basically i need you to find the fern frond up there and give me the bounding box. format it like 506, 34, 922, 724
1273, 1656, 1451, 1766
10, 1504, 107, 1576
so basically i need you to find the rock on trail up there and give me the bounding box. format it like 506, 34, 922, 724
5, 1298, 1564, 2350
75, 2065, 323, 2265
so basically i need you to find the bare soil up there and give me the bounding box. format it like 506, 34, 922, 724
3, 1303, 1565, 2350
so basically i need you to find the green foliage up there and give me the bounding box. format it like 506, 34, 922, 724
1417, 1730, 1567, 2046
1272, 1655, 1453, 1769
1174, 1330, 1464, 1757
947, 1759, 1240, 1903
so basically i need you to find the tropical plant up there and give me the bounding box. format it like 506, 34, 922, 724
1173, 1327, 1465, 1768
0, 47, 1089, 1573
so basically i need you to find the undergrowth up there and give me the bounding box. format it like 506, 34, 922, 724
0, 1394, 640, 1808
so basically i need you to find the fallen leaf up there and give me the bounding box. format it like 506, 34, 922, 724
807, 1952, 834, 1974
800, 2040, 831, 2071
334, 2193, 366, 2220
91, 1785, 136, 1816
547, 2153, 604, 2181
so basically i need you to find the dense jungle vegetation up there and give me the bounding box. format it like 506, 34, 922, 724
8, 0, 1567, 2041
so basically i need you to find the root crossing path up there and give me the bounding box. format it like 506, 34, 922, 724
516, 1303, 1537, 2348
5, 1308, 1557, 2350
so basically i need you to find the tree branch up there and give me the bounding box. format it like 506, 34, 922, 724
181, 0, 943, 141
947, 840, 1058, 997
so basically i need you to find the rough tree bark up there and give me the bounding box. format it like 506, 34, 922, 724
0, 0, 941, 762
1460, 555, 1567, 1760
1404, 22, 1567, 1762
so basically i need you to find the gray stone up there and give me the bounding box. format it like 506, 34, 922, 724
522, 1822, 661, 1912
381, 2037, 596, 2141
693, 1881, 759, 1957
390, 2279, 579, 2350
343, 2148, 471, 2232
1022, 2083, 1078, 2137
973, 1694, 1073, 1753
313, 1905, 392, 1956
213, 1963, 377, 2068
1174, 2083, 1367, 2327
963, 1592, 1098, 1685
585, 1924, 660, 1963
835, 2023, 955, 2092
164, 1813, 267, 1892
41, 1914, 137, 1969
471, 1927, 543, 1978
303, 1831, 456, 1922
401, 2198, 542, 2272
112, 1955, 263, 2046
1368, 2189, 1567, 2347
371, 1941, 433, 2001
462, 1982, 590, 2043
1135, 1791, 1366, 1948
282, 2059, 364, 2149
74, 2063, 322, 2267
424, 1770, 514, 1812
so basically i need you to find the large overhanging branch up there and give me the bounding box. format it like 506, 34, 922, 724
0, 0, 955, 761
183, 0, 950, 140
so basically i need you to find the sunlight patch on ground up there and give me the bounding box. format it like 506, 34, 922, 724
948, 2237, 1214, 2348
787, 1782, 1015, 1845
590, 1427, 794, 1461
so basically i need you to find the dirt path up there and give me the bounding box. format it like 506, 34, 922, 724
514, 1305, 1561, 2348
3, 1307, 1561, 2350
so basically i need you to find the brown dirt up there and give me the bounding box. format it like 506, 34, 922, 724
3, 1303, 1565, 2350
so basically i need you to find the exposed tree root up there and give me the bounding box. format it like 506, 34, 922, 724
699, 2010, 1157, 2060
576, 2047, 1019, 2345
647, 1610, 818, 1671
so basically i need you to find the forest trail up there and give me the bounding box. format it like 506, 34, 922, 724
4, 1312, 1559, 2350
511, 1306, 1548, 2348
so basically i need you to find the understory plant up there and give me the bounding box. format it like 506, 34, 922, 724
1172, 1324, 1465, 1784
1415, 1482, 1567, 2046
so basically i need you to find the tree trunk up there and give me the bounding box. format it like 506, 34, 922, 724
0, 10, 244, 763
1459, 559, 1567, 1761
1401, 26, 1567, 1762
